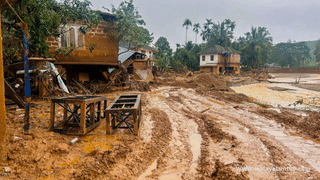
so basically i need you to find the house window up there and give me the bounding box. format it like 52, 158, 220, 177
59, 26, 85, 48
210, 55, 214, 61
141, 50, 146, 54
202, 56, 205, 61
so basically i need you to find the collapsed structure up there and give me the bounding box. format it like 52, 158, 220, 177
46, 13, 118, 84
199, 45, 241, 74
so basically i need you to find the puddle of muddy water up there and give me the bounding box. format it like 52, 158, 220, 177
58, 157, 81, 167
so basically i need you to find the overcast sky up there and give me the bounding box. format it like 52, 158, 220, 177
89, 0, 320, 49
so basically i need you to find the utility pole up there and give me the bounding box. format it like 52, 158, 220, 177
0, 0, 29, 163
0, 11, 6, 163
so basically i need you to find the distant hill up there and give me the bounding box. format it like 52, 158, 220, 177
272, 40, 319, 67
299, 40, 318, 54
298, 40, 318, 66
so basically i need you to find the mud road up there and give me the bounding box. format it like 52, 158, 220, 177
2, 83, 320, 179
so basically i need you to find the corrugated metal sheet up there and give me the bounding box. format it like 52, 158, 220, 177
118, 47, 135, 63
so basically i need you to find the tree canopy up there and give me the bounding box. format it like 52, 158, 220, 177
271, 41, 310, 67
314, 39, 320, 63
109, 0, 153, 48
193, 23, 200, 44
201, 19, 236, 47
154, 37, 172, 67
182, 18, 192, 43
238, 27, 273, 69
2, 0, 101, 64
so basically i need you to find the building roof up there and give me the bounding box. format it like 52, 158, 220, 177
118, 47, 146, 63
118, 47, 136, 63
201, 45, 240, 55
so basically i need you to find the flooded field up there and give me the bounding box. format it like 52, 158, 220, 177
231, 73, 320, 111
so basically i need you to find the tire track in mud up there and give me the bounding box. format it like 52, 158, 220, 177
93, 108, 172, 180
142, 91, 202, 179
165, 89, 250, 180
179, 88, 320, 180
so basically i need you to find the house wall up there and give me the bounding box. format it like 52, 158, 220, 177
136, 48, 154, 58
47, 21, 118, 66
133, 61, 149, 70
228, 54, 241, 64
199, 54, 218, 66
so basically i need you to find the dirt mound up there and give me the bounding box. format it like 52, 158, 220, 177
182, 73, 233, 92
157, 73, 249, 103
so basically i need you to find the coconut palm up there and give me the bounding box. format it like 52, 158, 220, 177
201, 19, 213, 41
193, 23, 200, 44
240, 26, 273, 69
182, 19, 192, 43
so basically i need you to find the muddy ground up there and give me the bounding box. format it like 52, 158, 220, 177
1, 72, 320, 180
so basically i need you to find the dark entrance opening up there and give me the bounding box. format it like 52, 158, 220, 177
219, 67, 223, 73
225, 66, 234, 74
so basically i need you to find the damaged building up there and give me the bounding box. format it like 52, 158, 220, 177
117, 47, 154, 81
46, 13, 118, 84
199, 45, 241, 74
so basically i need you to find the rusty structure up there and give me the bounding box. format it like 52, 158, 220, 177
199, 45, 241, 74
105, 95, 141, 135
49, 96, 107, 135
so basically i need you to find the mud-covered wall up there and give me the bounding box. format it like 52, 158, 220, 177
47, 21, 118, 66
229, 54, 240, 64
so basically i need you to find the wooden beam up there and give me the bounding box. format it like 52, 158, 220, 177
4, 80, 25, 108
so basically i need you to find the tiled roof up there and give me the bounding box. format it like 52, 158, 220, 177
201, 45, 240, 54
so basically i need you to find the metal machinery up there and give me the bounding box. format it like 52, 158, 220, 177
49, 96, 107, 135
105, 95, 141, 135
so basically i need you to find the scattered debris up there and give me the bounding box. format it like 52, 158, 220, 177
70, 138, 79, 145
3, 167, 11, 173
200, 108, 210, 113
223, 144, 235, 151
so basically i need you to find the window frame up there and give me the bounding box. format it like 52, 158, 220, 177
58, 25, 85, 49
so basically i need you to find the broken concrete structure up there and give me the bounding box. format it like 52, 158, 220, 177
199, 45, 240, 74
118, 47, 154, 80
47, 13, 118, 84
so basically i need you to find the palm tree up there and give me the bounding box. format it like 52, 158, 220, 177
206, 19, 236, 47
193, 23, 200, 44
183, 19, 192, 43
201, 19, 213, 41
241, 26, 273, 69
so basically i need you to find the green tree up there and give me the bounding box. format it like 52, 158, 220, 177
155, 37, 171, 54
205, 19, 236, 47
109, 0, 153, 48
200, 19, 213, 42
314, 39, 320, 62
271, 41, 310, 67
193, 23, 200, 44
172, 42, 202, 71
154, 37, 172, 67
240, 27, 273, 69
182, 18, 192, 43
2, 0, 101, 62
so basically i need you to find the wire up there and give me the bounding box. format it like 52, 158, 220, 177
4, 0, 25, 24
